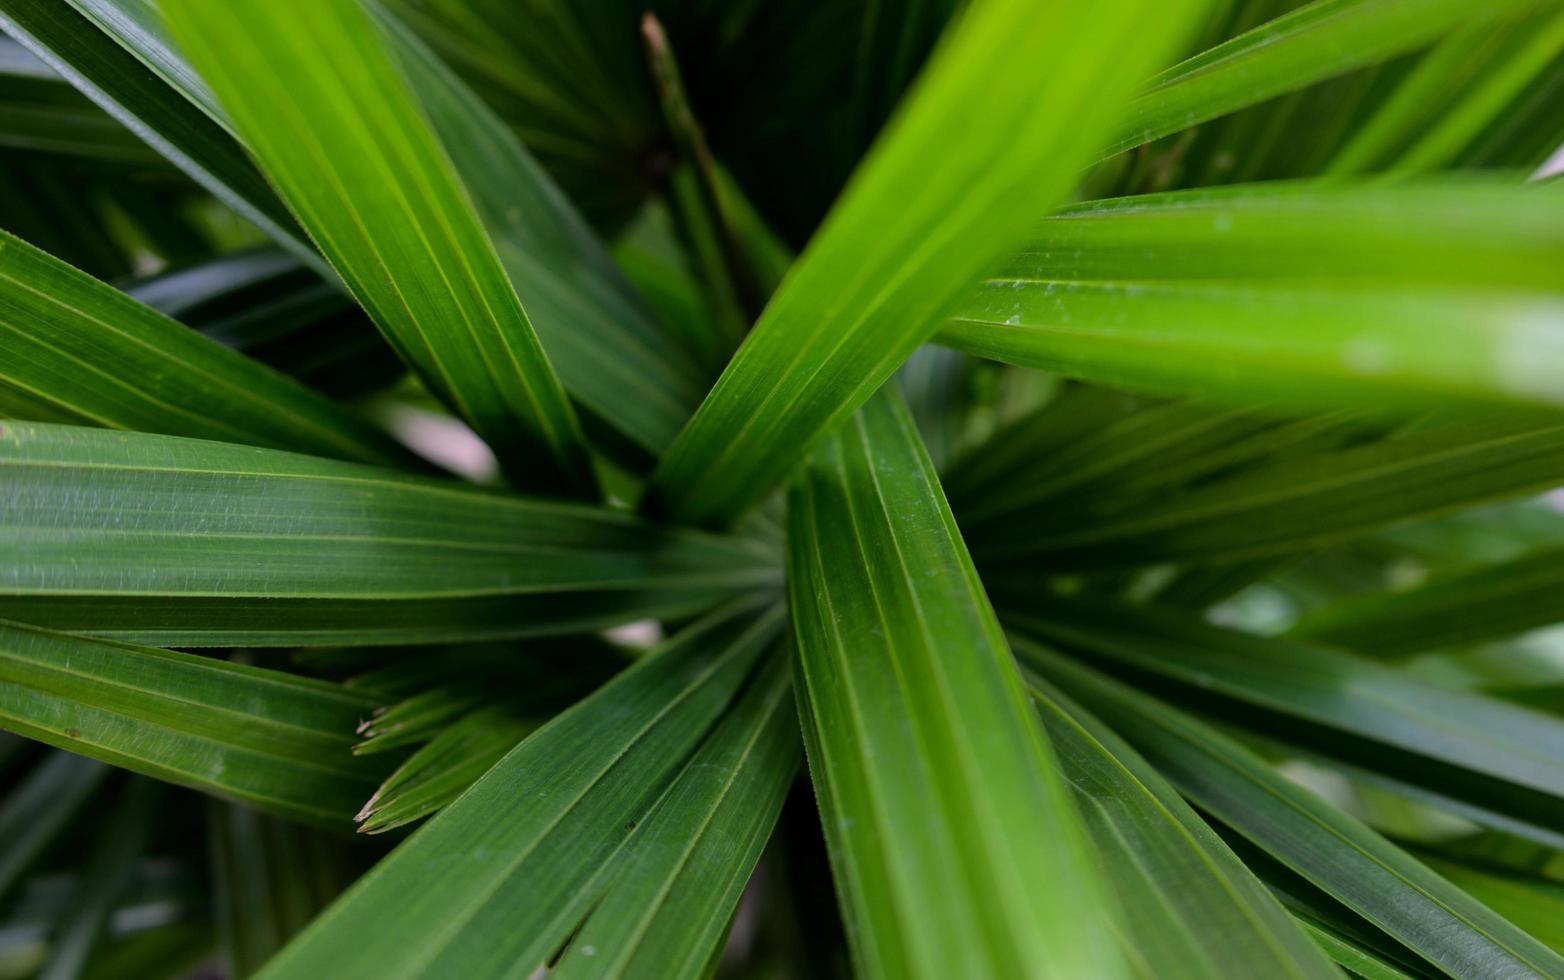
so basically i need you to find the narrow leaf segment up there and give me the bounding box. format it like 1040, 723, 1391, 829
788, 389, 1119, 979
650, 0, 1211, 527
164, 0, 594, 495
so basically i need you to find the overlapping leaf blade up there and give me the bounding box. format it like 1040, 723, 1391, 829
980, 413, 1564, 568
126, 248, 403, 399
650, 0, 1212, 527
257, 601, 782, 980
208, 802, 353, 977
0, 422, 777, 646
1294, 545, 1564, 656
1002, 596, 1564, 842
29, 0, 705, 458
1018, 642, 1564, 979
549, 654, 799, 979
1030, 675, 1340, 979
0, 0, 316, 266
163, 0, 593, 495
373, 13, 709, 456
787, 389, 1117, 979
0, 621, 389, 825
37, 777, 157, 980
938, 180, 1564, 416
355, 706, 536, 835
0, 228, 405, 464
0, 35, 160, 162
1106, 0, 1547, 157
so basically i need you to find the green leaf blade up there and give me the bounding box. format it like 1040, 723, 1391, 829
788, 389, 1119, 979
938, 180, 1564, 416
650, 0, 1212, 527
1293, 545, 1564, 656
1109, 0, 1548, 157
257, 601, 783, 980
1032, 677, 1341, 980
550, 653, 799, 980
0, 422, 778, 646
983, 414, 1564, 569
0, 0, 315, 267
1019, 643, 1564, 980
163, 0, 594, 495
0, 621, 389, 825
0, 228, 407, 465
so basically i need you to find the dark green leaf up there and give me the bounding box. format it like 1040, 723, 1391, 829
0, 422, 777, 646
0, 228, 407, 464
981, 413, 1564, 568
355, 706, 536, 835
36, 777, 157, 980
1294, 545, 1564, 656
207, 802, 354, 978
0, 36, 161, 163
126, 249, 403, 399
551, 653, 799, 979
372, 11, 710, 457
0, 752, 107, 901
1002, 596, 1564, 863
0, 0, 315, 266
256, 600, 782, 980
0, 620, 390, 824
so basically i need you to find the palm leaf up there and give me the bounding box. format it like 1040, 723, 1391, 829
1107, 0, 1547, 157
1294, 545, 1564, 656
0, 752, 107, 900
938, 179, 1564, 415
787, 389, 1116, 979
255, 600, 781, 980
0, 228, 406, 464
1020, 643, 1564, 979
549, 653, 799, 979
1030, 674, 1340, 978
36, 777, 158, 980
0, 0, 317, 268
0, 36, 161, 163
0, 621, 388, 824
649, 0, 1213, 527
981, 413, 1564, 568
1003, 595, 1564, 838
126, 248, 402, 399
355, 705, 536, 835
163, 0, 594, 495
0, 422, 776, 645
208, 802, 353, 978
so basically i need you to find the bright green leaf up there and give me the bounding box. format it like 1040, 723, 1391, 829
938, 180, 1564, 416
1019, 642, 1564, 979
1107, 0, 1548, 157
1031, 674, 1341, 979
550, 653, 799, 980
163, 0, 595, 495
649, 0, 1212, 527
787, 389, 1118, 979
